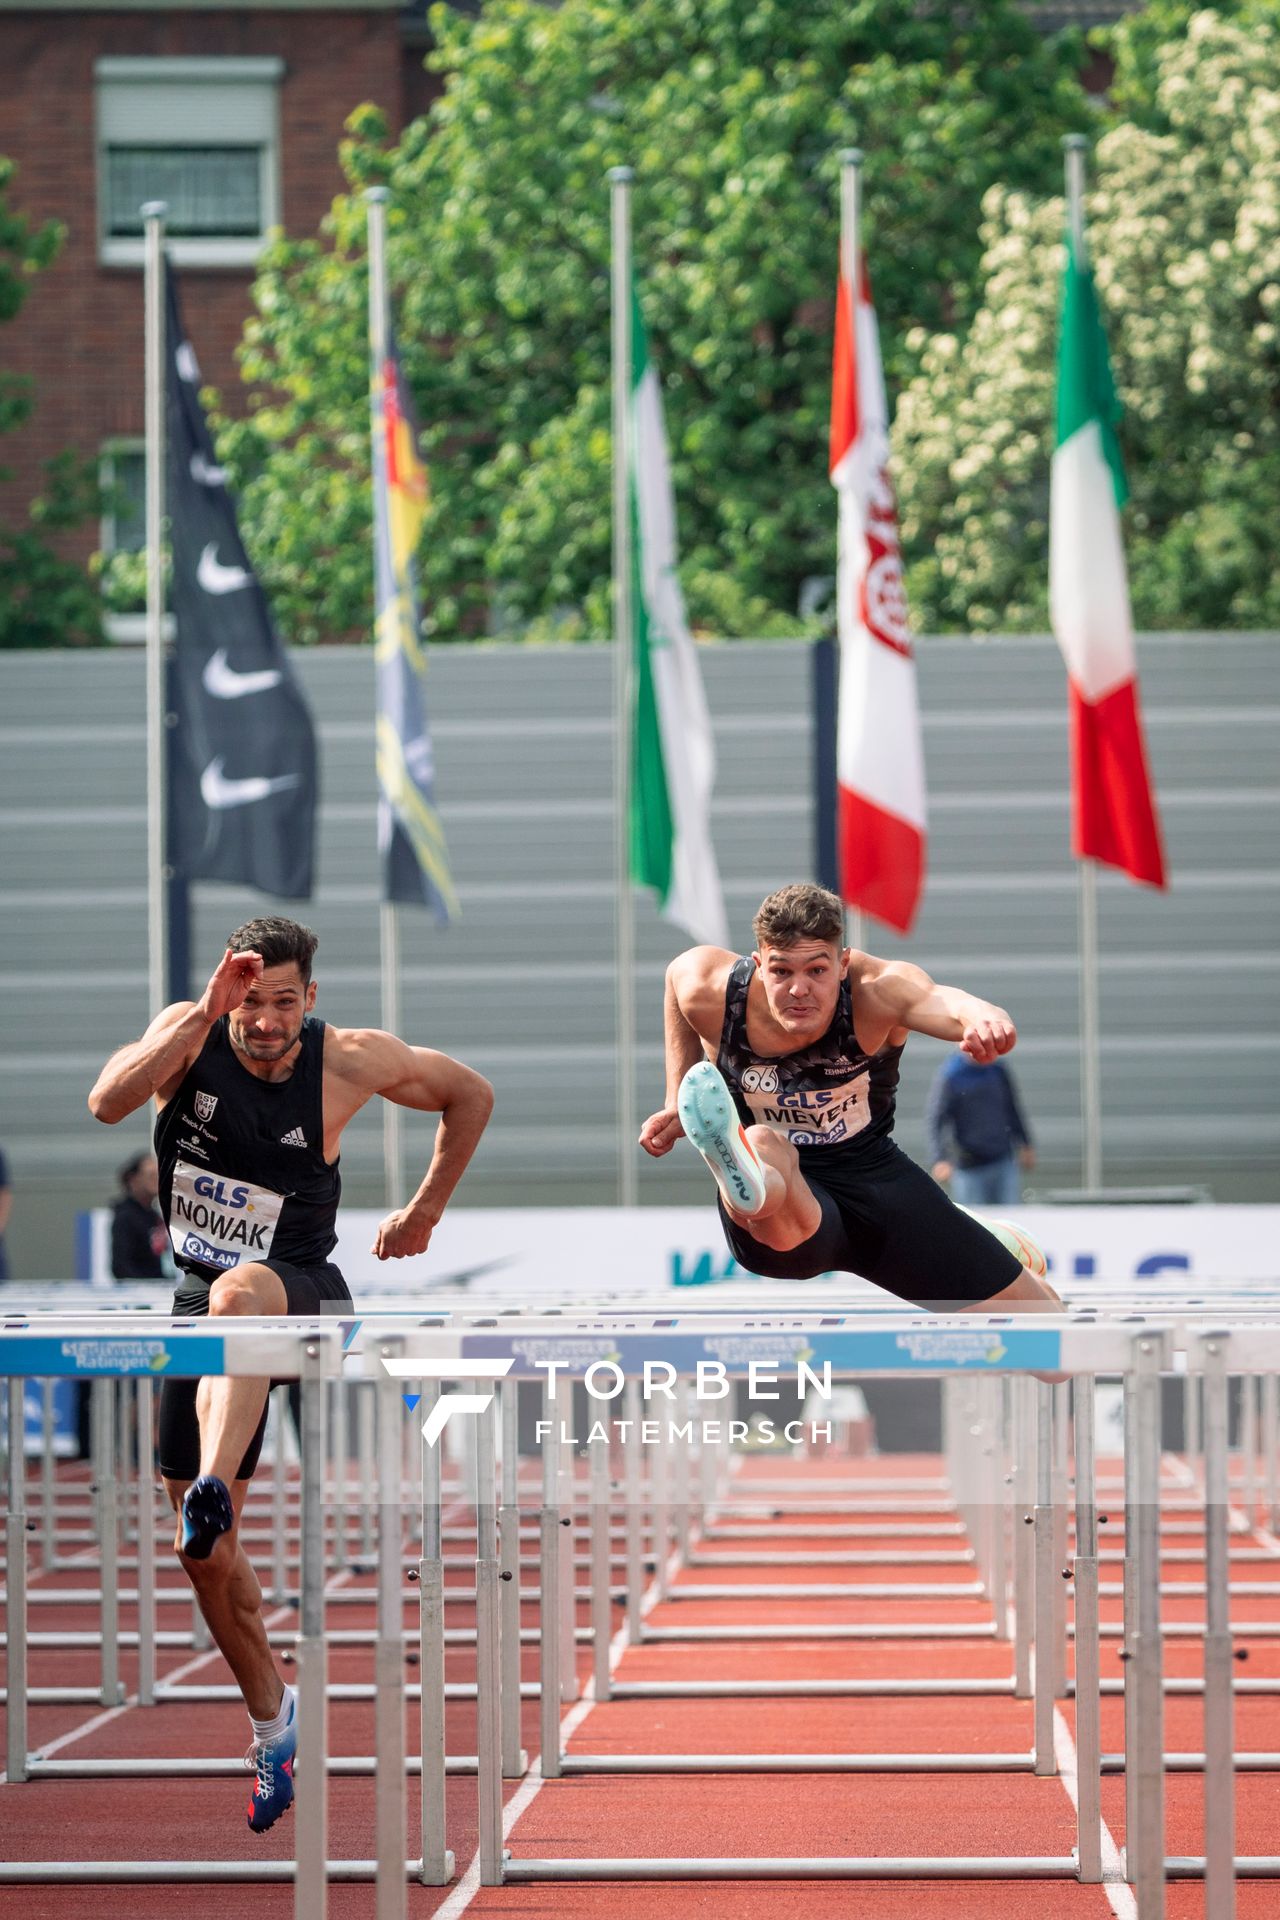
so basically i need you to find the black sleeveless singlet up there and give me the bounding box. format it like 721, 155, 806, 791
714, 957, 903, 1161
154, 1014, 341, 1279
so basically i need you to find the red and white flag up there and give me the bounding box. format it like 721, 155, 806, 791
830, 259, 926, 934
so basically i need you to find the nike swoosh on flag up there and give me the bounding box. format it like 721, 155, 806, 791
200, 759, 303, 810
197, 543, 252, 595
202, 649, 283, 700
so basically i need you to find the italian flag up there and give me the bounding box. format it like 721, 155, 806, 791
830, 257, 926, 934
628, 283, 729, 947
1050, 232, 1166, 888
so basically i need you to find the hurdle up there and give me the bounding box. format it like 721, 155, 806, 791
0, 1322, 340, 1908
7, 1296, 1280, 1903
435, 1307, 1280, 1896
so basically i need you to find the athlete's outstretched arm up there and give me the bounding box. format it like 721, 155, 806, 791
353, 1035, 494, 1259
640, 948, 730, 1157
87, 949, 263, 1123
861, 959, 1016, 1062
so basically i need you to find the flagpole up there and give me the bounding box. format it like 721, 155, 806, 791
142, 201, 169, 1022
609, 165, 638, 1209
1064, 133, 1103, 1192
837, 148, 865, 958
365, 185, 405, 1210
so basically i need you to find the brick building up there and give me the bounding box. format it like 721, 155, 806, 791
0, 1, 1141, 637
0, 1, 441, 621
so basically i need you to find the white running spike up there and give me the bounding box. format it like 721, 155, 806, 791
677, 1060, 769, 1216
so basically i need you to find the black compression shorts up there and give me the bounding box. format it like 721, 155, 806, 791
157, 1256, 351, 1482
717, 1139, 1023, 1310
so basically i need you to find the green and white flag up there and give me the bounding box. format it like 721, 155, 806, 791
627, 286, 728, 947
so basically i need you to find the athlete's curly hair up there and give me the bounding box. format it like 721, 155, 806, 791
227, 917, 319, 985
752, 883, 844, 951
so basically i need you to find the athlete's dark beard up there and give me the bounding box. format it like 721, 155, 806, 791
230, 1023, 303, 1062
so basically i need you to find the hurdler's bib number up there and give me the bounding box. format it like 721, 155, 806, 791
169, 1158, 284, 1270
742, 1071, 872, 1149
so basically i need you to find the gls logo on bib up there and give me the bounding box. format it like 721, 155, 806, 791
168, 1158, 284, 1270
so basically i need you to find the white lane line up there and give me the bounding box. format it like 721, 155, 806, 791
1052, 1706, 1137, 1918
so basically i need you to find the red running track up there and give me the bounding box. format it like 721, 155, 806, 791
2, 1450, 1277, 1917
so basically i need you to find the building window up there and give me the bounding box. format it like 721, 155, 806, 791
95, 57, 283, 269
100, 441, 147, 556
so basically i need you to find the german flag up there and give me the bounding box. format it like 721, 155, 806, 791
370, 324, 457, 919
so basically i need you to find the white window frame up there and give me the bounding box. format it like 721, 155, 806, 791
95, 56, 284, 270
99, 436, 147, 557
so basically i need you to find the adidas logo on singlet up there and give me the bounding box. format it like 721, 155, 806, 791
280, 1127, 308, 1148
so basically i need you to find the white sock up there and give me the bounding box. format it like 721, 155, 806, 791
250, 1682, 295, 1745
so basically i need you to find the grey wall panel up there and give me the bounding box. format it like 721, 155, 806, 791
2, 631, 1277, 1279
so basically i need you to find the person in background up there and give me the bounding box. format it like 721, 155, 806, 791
927, 1045, 1036, 1208
0, 1142, 10, 1281
110, 1150, 171, 1280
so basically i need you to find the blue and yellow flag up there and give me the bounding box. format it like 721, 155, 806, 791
371, 325, 457, 918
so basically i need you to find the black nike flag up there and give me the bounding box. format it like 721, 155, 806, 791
165, 261, 318, 898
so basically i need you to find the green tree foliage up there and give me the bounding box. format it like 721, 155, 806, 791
896, 4, 1280, 632
216, 0, 1088, 642
0, 157, 103, 647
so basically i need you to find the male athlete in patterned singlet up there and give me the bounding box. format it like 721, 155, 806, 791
640, 883, 1057, 1314
89, 916, 493, 1831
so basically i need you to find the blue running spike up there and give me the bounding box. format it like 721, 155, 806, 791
246, 1688, 297, 1833
179, 1473, 233, 1561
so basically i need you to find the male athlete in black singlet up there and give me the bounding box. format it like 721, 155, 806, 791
89, 916, 493, 1830
639, 882, 1059, 1314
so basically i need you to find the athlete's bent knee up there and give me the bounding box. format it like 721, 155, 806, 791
744, 1125, 797, 1173
209, 1264, 286, 1316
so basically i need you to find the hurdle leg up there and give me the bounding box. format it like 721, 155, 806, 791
651, 1396, 670, 1600
539, 1373, 563, 1779
557, 1384, 577, 1705
1129, 1334, 1167, 1916
1184, 1370, 1201, 1487
1122, 1364, 1138, 1864
1263, 1371, 1278, 1533
1072, 1374, 1103, 1881
270, 1385, 288, 1604
1239, 1371, 1257, 1530
374, 1352, 407, 1920
1013, 1374, 1035, 1698
329, 1373, 348, 1573
1201, 1336, 1236, 1920
623, 1378, 643, 1646
1052, 1380, 1070, 1700
475, 1390, 504, 1887
991, 1376, 1012, 1640
418, 1381, 454, 1885
94, 1380, 124, 1707
294, 1340, 329, 1920
1032, 1379, 1058, 1776
136, 1378, 157, 1707
672, 1380, 690, 1560
358, 1377, 376, 1562
40, 1380, 58, 1574
498, 1377, 525, 1779
590, 1415, 612, 1703
6, 1377, 28, 1782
